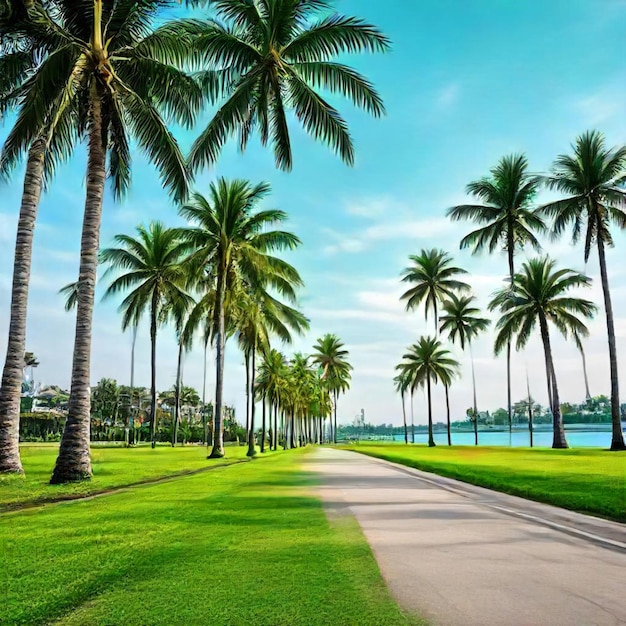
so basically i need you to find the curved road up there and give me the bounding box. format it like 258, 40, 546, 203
308, 448, 626, 626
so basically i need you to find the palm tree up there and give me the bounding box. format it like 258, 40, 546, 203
180, 178, 302, 458
400, 337, 459, 448
400, 248, 469, 445
99, 222, 193, 449
12, 2, 209, 484
255, 348, 288, 453
447, 155, 545, 443
439, 294, 490, 446
489, 257, 597, 449
573, 331, 591, 400
190, 0, 390, 173
393, 370, 410, 444
400, 249, 470, 326
312, 334, 352, 444
540, 131, 626, 451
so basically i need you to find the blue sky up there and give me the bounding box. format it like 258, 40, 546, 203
2, 0, 626, 426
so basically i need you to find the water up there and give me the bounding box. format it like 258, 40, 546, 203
389, 428, 619, 448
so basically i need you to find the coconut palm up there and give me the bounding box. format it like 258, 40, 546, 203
439, 294, 490, 446
312, 334, 352, 444
400, 249, 470, 326
447, 154, 545, 442
255, 348, 288, 453
400, 337, 459, 448
540, 131, 626, 450
8, 2, 210, 483
180, 178, 302, 458
393, 370, 410, 444
0, 2, 81, 473
489, 257, 597, 449
99, 222, 194, 449
573, 331, 591, 400
190, 0, 390, 173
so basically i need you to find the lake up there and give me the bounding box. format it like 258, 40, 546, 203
388, 427, 622, 448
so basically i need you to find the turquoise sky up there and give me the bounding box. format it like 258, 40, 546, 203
1, 1, 626, 425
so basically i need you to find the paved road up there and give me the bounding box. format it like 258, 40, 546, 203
308, 448, 626, 626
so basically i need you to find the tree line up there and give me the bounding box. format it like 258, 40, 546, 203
395, 140, 626, 451
0, 0, 388, 481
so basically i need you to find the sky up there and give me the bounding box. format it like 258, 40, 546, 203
2, 0, 626, 427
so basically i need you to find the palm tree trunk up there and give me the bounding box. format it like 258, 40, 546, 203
526, 372, 533, 448
579, 345, 591, 400
470, 341, 478, 447
410, 391, 415, 443
261, 398, 266, 453
401, 392, 408, 444
201, 340, 207, 445
597, 237, 625, 450
244, 350, 250, 440
149, 291, 158, 449
51, 86, 107, 484
539, 314, 567, 449
0, 137, 46, 474
333, 391, 338, 444
507, 243, 515, 446
273, 403, 278, 451
445, 384, 453, 446
247, 343, 257, 457
427, 374, 435, 447
210, 270, 226, 458
173, 339, 183, 447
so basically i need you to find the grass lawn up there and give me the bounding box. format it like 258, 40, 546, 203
0, 443, 250, 510
1, 448, 420, 626
346, 444, 626, 522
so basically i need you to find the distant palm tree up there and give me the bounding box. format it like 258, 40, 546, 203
400, 249, 470, 326
190, 0, 390, 173
256, 348, 288, 453
447, 154, 545, 443
489, 257, 597, 449
440, 294, 490, 445
540, 131, 626, 451
312, 334, 352, 444
180, 179, 302, 458
573, 331, 591, 400
393, 370, 410, 444
400, 337, 459, 448
100, 222, 193, 449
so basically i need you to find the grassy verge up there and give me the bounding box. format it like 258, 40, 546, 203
346, 444, 626, 522
1, 449, 420, 626
0, 443, 250, 510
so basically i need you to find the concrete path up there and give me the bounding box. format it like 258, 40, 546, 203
307, 448, 626, 626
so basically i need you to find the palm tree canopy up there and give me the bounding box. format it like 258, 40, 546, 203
1, 0, 209, 200
488, 257, 598, 354
189, 0, 391, 172
447, 154, 546, 260
399, 336, 459, 391
439, 293, 490, 350
255, 347, 287, 405
100, 221, 194, 331
311, 333, 352, 394
400, 248, 470, 319
539, 130, 626, 262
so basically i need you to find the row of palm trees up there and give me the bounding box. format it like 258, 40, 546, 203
0, 0, 390, 479
396, 130, 626, 451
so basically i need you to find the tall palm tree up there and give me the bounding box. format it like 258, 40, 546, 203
489, 257, 597, 449
8, 2, 209, 484
400, 337, 459, 448
312, 333, 352, 444
255, 348, 287, 453
540, 131, 626, 451
0, 2, 82, 474
440, 294, 490, 446
393, 370, 410, 444
99, 222, 193, 449
447, 154, 545, 443
180, 178, 302, 458
400, 248, 469, 445
190, 0, 390, 173
573, 331, 591, 400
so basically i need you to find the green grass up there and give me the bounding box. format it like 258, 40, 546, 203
345, 444, 626, 522
0, 443, 250, 510
1, 449, 421, 626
